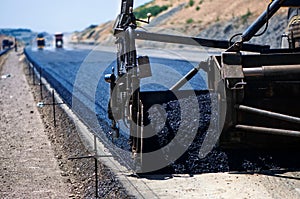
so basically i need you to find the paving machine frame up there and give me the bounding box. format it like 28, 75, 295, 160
105, 0, 300, 170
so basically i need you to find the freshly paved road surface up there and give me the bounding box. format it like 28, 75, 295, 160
23, 45, 300, 199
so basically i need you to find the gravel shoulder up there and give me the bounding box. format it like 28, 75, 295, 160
0, 51, 71, 198
0, 50, 131, 199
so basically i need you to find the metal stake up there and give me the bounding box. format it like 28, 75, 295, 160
32, 66, 35, 85
37, 94, 64, 127
39, 68, 43, 100
94, 134, 98, 198
52, 90, 56, 127
27, 62, 31, 76
68, 135, 113, 198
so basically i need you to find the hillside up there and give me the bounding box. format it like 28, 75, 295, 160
71, 0, 289, 48
0, 29, 36, 46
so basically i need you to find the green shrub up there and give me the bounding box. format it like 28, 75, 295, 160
134, 1, 154, 11
134, 5, 169, 19
196, 6, 200, 11
87, 24, 98, 29
186, 18, 194, 24
241, 9, 252, 24
189, 0, 195, 7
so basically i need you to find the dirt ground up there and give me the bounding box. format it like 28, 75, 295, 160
0, 50, 131, 198
0, 51, 72, 198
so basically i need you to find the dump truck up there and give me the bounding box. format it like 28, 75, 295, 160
37, 33, 45, 49
54, 32, 63, 48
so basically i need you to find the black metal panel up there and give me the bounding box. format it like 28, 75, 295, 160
121, 0, 133, 14
135, 31, 269, 52
140, 90, 208, 110
222, 52, 300, 67
282, 0, 300, 7
261, 48, 300, 54
242, 53, 300, 67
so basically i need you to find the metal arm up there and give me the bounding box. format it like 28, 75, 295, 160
242, 0, 285, 42
226, 0, 287, 52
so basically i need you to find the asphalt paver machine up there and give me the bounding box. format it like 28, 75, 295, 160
105, 0, 300, 172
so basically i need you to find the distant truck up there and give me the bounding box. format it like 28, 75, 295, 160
54, 32, 63, 48
2, 39, 13, 49
37, 33, 45, 49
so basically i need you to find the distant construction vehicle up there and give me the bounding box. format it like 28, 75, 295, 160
54, 33, 63, 48
37, 33, 45, 49
2, 39, 13, 50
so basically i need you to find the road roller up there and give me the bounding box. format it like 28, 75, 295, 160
105, 0, 300, 172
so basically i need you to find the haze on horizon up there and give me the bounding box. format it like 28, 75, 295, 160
0, 0, 150, 33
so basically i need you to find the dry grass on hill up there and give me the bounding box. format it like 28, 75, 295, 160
71, 0, 288, 44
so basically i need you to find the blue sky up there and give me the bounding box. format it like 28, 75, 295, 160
0, 0, 150, 33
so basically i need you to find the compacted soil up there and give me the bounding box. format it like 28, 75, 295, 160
0, 50, 130, 199
0, 51, 72, 198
